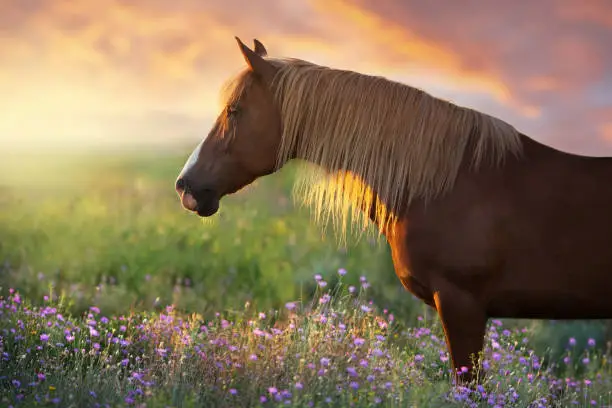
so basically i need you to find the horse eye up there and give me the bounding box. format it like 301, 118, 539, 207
227, 105, 240, 116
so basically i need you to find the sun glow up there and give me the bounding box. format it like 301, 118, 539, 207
1, 0, 609, 158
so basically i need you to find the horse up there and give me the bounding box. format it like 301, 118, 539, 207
174, 37, 612, 384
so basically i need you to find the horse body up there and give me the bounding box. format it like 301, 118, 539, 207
486, 136, 612, 319
378, 133, 612, 374
393, 134, 612, 316
175, 38, 612, 384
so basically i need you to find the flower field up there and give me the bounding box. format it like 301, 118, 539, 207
1, 272, 611, 407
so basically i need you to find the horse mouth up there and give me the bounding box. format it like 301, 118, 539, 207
195, 199, 220, 217
180, 189, 220, 217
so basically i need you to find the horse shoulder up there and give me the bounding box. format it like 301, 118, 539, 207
387, 178, 508, 303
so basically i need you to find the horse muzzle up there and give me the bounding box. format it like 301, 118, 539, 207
175, 178, 220, 217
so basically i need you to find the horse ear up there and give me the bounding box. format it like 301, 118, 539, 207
253, 39, 267, 57
235, 36, 276, 84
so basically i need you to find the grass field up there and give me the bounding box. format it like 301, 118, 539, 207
1, 151, 611, 407
0, 152, 407, 319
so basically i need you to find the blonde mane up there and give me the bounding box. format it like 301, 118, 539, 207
225, 59, 523, 240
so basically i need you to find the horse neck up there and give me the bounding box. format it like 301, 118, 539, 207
290, 150, 406, 236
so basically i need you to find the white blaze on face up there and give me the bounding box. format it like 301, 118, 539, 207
179, 139, 204, 178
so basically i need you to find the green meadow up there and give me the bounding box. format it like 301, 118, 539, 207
0, 151, 610, 407
0, 151, 408, 319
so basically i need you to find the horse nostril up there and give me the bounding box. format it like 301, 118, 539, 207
175, 177, 187, 193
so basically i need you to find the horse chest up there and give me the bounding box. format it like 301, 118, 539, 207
386, 230, 446, 307
386, 214, 502, 307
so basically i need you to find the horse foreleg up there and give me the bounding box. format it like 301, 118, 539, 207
433, 283, 487, 386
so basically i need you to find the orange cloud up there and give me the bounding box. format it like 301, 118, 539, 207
526, 77, 562, 93
306, 0, 612, 154
601, 123, 612, 142
0, 0, 611, 156
308, 0, 538, 117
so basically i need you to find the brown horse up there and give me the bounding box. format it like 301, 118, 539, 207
175, 37, 612, 384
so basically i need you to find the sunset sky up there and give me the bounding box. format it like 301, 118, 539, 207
1, 0, 612, 156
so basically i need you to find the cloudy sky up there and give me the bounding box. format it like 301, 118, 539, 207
1, 0, 611, 155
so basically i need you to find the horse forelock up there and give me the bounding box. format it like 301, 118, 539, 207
221, 58, 523, 241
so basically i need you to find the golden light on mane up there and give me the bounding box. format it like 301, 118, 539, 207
224, 58, 523, 241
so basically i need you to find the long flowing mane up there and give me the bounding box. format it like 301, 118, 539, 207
223, 58, 523, 239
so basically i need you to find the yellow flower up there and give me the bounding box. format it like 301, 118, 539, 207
49, 385, 56, 391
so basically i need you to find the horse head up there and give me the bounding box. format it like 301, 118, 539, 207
175, 38, 282, 217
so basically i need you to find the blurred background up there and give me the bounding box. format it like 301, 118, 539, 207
1, 0, 611, 360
